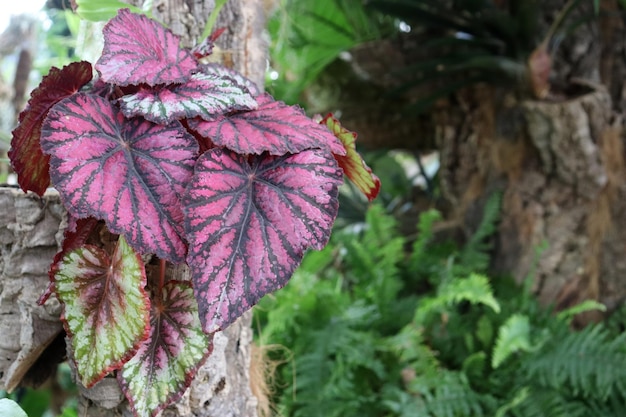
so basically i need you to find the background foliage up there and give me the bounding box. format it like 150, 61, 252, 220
255, 193, 626, 417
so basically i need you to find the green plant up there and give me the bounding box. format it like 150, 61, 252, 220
256, 195, 626, 417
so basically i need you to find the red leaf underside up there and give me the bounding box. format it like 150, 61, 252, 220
184, 148, 343, 332
9, 61, 93, 196
118, 72, 257, 124
118, 281, 213, 417
41, 93, 198, 263
322, 114, 381, 201
55, 236, 151, 387
188, 93, 346, 156
96, 9, 198, 86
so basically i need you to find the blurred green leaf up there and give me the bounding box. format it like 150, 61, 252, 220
75, 0, 147, 22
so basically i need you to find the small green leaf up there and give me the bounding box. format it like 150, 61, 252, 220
54, 236, 151, 387
76, 0, 147, 22
556, 299, 606, 323
0, 399, 28, 417
492, 314, 532, 368
118, 281, 213, 417
445, 273, 501, 313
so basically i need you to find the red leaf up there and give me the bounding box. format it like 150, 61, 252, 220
118, 281, 213, 417
118, 72, 257, 124
41, 93, 198, 263
184, 148, 343, 332
95, 9, 198, 86
188, 93, 346, 156
321, 114, 381, 201
9, 61, 93, 196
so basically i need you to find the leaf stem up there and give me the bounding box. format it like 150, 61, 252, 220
159, 258, 166, 295
201, 0, 228, 40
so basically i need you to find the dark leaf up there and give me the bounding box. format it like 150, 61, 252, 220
41, 93, 198, 263
9, 61, 93, 196
184, 148, 343, 332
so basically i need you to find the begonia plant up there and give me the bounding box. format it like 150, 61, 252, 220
9, 9, 379, 417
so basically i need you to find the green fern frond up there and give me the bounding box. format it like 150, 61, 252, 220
409, 370, 487, 417
443, 273, 501, 313
408, 209, 443, 274
458, 192, 502, 273
524, 325, 626, 400
510, 387, 589, 417
414, 273, 501, 324
556, 299, 606, 324
492, 314, 533, 368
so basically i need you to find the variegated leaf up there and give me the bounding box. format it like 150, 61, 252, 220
54, 236, 151, 387
118, 281, 213, 417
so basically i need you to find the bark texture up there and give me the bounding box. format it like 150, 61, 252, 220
434, 81, 621, 314
432, 0, 626, 318
0, 188, 64, 392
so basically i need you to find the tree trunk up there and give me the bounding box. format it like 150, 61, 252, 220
0, 0, 268, 415
434, 0, 626, 321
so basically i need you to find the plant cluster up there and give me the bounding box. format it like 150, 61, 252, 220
8, 8, 379, 417
256, 196, 626, 417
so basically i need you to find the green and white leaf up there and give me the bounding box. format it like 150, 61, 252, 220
54, 236, 151, 387
118, 281, 213, 417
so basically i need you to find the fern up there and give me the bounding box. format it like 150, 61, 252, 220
413, 273, 501, 324
523, 325, 626, 400
457, 192, 502, 274
509, 387, 589, 417
492, 314, 533, 368
408, 208, 443, 280
257, 198, 626, 417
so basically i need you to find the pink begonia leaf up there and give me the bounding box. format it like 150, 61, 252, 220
200, 63, 260, 97
54, 236, 151, 387
188, 93, 346, 156
118, 72, 257, 124
184, 148, 343, 333
118, 281, 213, 417
9, 61, 93, 196
321, 114, 381, 201
95, 9, 198, 86
41, 93, 198, 263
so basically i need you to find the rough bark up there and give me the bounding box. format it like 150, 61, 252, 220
0, 0, 267, 415
430, 0, 626, 319
0, 188, 64, 392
